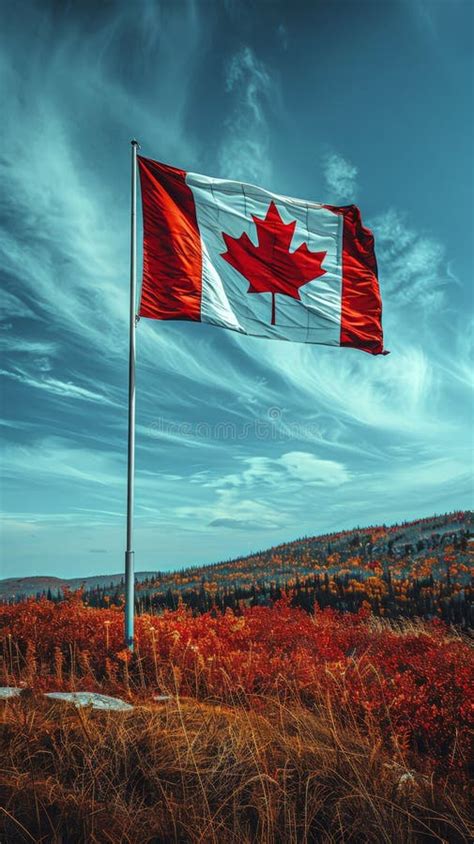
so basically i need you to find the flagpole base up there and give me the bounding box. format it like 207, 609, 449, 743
125, 550, 135, 650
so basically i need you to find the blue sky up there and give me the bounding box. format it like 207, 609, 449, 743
1, 0, 472, 579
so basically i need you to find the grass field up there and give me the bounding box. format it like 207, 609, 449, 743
1, 594, 473, 842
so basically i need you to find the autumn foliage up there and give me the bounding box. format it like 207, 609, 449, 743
1, 594, 472, 780
88, 511, 471, 627
1, 514, 473, 841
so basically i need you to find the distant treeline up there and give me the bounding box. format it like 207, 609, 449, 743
6, 511, 473, 628
34, 567, 473, 631
82, 572, 472, 628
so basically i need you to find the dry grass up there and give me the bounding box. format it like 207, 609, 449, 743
1, 599, 472, 841
1, 692, 472, 844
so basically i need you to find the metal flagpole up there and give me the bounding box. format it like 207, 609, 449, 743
125, 139, 139, 649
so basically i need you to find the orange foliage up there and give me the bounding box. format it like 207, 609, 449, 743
1, 594, 472, 781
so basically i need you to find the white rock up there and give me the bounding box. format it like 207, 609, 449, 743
0, 687, 23, 699
44, 692, 133, 711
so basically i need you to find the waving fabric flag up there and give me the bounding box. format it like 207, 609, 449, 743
137, 155, 385, 354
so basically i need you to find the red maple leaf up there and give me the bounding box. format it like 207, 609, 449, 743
221, 201, 327, 325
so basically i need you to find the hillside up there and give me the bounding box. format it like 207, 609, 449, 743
0, 571, 157, 601
2, 511, 472, 625
137, 509, 472, 588
1, 513, 473, 842
130, 510, 472, 625
1, 590, 473, 842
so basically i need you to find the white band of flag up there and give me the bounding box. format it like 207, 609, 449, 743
138, 156, 385, 355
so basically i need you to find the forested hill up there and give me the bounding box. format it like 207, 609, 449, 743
130, 510, 472, 625
3, 511, 472, 626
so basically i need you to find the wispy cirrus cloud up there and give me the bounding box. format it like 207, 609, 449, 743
371, 208, 447, 312
0, 368, 119, 406
218, 46, 274, 184
0, 0, 207, 366
0, 289, 42, 321
323, 152, 358, 202
1, 438, 123, 487
0, 338, 58, 356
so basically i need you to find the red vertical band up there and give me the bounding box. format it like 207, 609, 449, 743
137, 156, 202, 321
325, 205, 385, 355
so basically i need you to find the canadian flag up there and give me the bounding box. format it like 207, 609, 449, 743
138, 156, 385, 355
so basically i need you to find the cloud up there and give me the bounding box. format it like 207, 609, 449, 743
201, 451, 350, 502
218, 47, 274, 185
277, 452, 350, 485
177, 496, 283, 532
388, 455, 471, 489
263, 340, 441, 438
0, 338, 58, 356
371, 209, 447, 311
208, 517, 265, 530
0, 418, 38, 430
438, 323, 474, 392
1, 438, 123, 487
0, 289, 41, 321
0, 368, 119, 406
323, 152, 358, 201
174, 450, 350, 537
0, 0, 207, 374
